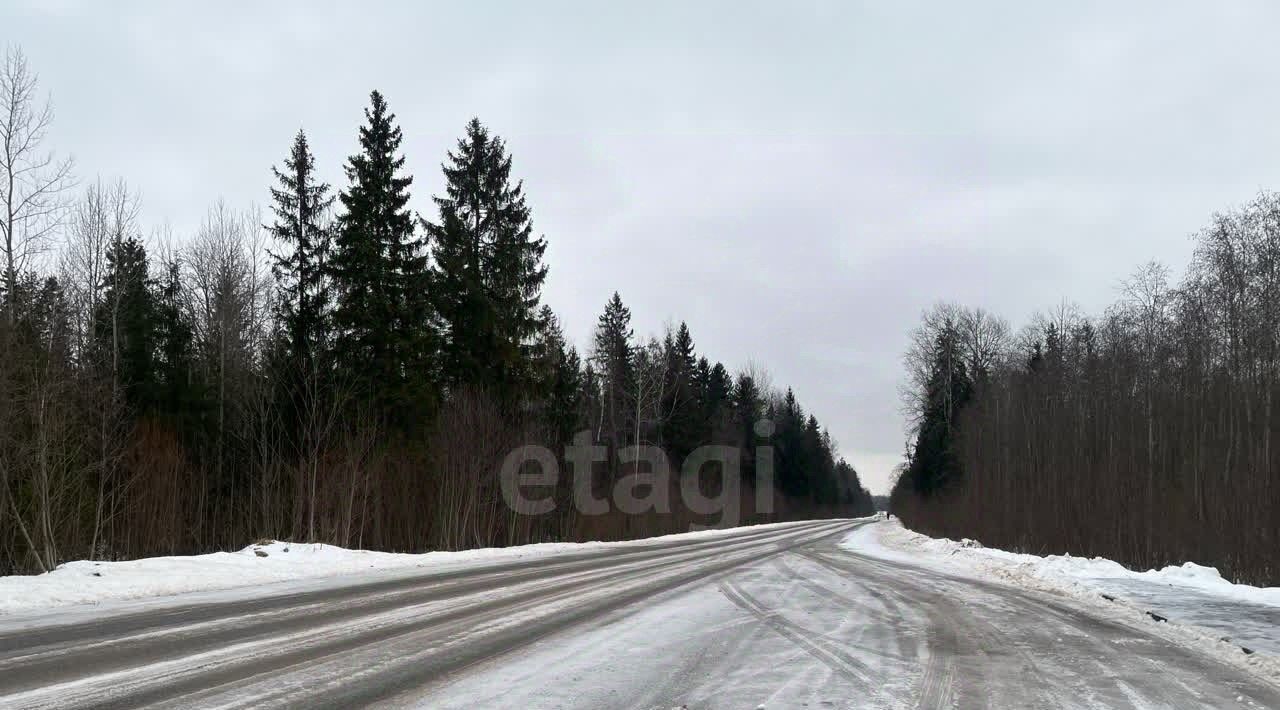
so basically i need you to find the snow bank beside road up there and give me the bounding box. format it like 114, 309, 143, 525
0, 541, 466, 615
0, 521, 810, 616
843, 519, 1280, 667
845, 520, 1280, 609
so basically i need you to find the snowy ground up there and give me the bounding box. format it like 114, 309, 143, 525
0, 521, 806, 617
845, 517, 1280, 658
3, 518, 1279, 708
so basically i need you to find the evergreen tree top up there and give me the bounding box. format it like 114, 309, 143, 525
673, 321, 696, 369
339, 91, 415, 234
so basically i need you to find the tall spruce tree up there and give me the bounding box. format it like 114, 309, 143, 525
329, 91, 434, 421
94, 236, 156, 412
268, 130, 334, 390
592, 292, 635, 465
774, 388, 809, 499
429, 118, 548, 401
905, 319, 972, 496
268, 130, 335, 444
532, 306, 583, 449
732, 372, 763, 482
661, 322, 701, 461
153, 258, 203, 429
803, 415, 835, 503
704, 362, 732, 421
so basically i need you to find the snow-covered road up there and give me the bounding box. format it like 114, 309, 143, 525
1, 519, 1278, 709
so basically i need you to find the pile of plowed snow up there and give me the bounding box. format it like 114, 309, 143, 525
0, 521, 812, 615
843, 519, 1280, 680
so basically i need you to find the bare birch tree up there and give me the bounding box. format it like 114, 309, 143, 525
0, 47, 73, 324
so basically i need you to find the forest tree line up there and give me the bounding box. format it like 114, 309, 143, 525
893, 191, 1280, 585
0, 48, 871, 574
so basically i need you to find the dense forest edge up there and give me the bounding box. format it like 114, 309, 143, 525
892, 192, 1280, 586
0, 48, 873, 575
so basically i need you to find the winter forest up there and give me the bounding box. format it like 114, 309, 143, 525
0, 48, 872, 574
893, 193, 1280, 586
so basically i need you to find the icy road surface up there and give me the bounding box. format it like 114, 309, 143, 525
1, 519, 1277, 709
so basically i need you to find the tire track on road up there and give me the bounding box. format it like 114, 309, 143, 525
1, 520, 858, 709
717, 577, 876, 687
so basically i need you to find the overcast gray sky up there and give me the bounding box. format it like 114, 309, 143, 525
9, 1, 1280, 493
